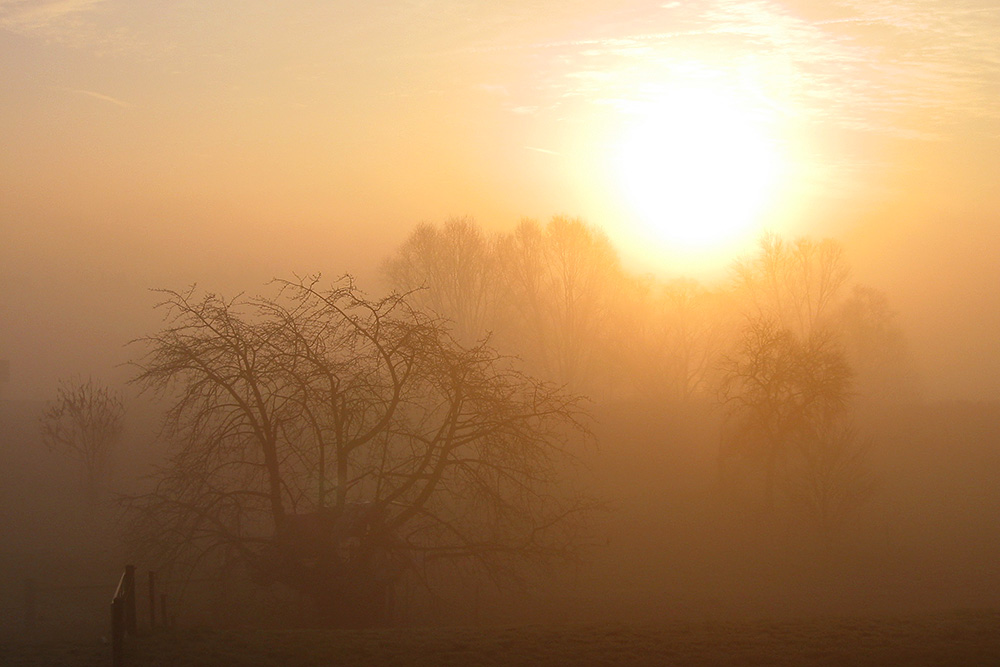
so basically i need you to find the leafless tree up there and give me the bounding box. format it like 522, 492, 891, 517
496, 217, 625, 392
717, 316, 853, 511
126, 276, 593, 624
719, 236, 895, 534
731, 233, 851, 340
783, 423, 877, 535
837, 285, 921, 403
615, 277, 736, 403
381, 217, 501, 345
383, 216, 626, 396
40, 377, 125, 502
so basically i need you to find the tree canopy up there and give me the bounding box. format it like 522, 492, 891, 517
128, 277, 592, 623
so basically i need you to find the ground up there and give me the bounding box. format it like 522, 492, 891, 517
3, 609, 1000, 666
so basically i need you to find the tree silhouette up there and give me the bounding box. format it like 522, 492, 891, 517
381, 217, 500, 345
731, 234, 850, 339
717, 317, 853, 514
718, 235, 907, 530
127, 276, 592, 624
615, 277, 735, 403
40, 377, 124, 503
383, 216, 626, 395
837, 285, 920, 403
783, 422, 876, 535
496, 217, 624, 391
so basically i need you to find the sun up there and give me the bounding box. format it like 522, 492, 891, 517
614, 85, 782, 255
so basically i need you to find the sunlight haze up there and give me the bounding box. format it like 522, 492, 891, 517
2, 0, 1000, 400
6, 3, 1000, 662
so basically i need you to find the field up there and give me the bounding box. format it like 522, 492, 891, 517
3, 609, 1000, 666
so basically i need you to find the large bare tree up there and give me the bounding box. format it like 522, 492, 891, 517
718, 236, 899, 533
127, 276, 591, 624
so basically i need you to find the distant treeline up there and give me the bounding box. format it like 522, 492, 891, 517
381, 216, 919, 406
382, 217, 921, 537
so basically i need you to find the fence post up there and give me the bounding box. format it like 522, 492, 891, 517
111, 597, 124, 667
24, 578, 37, 633
124, 565, 137, 637
148, 571, 156, 630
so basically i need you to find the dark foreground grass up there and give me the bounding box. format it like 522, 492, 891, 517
4, 609, 1000, 666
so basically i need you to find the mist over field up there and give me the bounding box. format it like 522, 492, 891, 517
2, 1, 1000, 664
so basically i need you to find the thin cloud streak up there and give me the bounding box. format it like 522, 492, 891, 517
56, 86, 133, 108
0, 0, 106, 33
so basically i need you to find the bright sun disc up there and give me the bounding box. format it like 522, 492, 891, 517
615, 86, 781, 252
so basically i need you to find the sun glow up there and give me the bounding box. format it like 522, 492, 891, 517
614, 85, 783, 255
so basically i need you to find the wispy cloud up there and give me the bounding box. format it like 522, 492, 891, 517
56, 86, 132, 108
390, 0, 999, 202
427, 0, 1000, 142
0, 0, 106, 34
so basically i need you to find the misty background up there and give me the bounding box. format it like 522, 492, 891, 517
2, 0, 1000, 639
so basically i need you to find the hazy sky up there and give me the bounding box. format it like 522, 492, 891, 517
2, 0, 1000, 400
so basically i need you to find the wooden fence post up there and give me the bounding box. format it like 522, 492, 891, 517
124, 565, 137, 637
111, 596, 125, 667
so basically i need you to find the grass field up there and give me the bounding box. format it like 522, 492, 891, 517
3, 609, 1000, 666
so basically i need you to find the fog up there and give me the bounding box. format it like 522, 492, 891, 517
3, 219, 999, 635
2, 0, 1000, 661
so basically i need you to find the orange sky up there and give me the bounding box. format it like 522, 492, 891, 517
2, 0, 1000, 400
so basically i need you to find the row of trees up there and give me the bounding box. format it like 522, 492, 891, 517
383, 218, 918, 532
383, 217, 623, 392
46, 221, 909, 534
383, 217, 916, 404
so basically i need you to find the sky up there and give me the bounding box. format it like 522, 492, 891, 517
2, 0, 1000, 401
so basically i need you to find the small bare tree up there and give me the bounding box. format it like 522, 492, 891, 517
717, 316, 854, 514
40, 377, 125, 502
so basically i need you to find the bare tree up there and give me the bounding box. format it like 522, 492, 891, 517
40, 377, 125, 502
837, 285, 921, 403
719, 236, 893, 534
717, 317, 853, 511
381, 217, 500, 346
383, 216, 626, 395
615, 277, 736, 403
784, 423, 877, 535
127, 276, 592, 624
497, 217, 625, 392
731, 234, 851, 339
